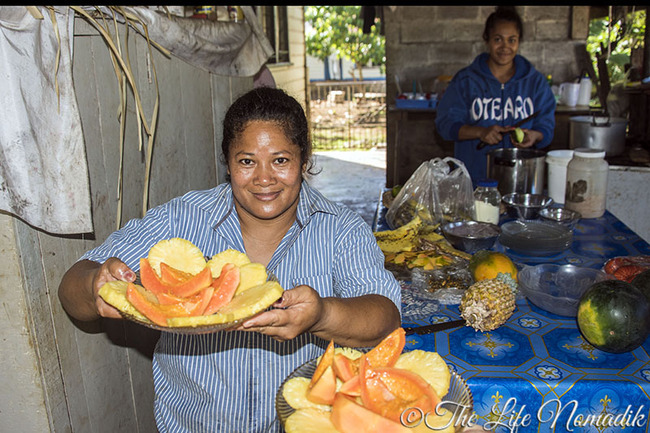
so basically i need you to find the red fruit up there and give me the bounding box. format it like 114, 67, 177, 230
203, 263, 240, 315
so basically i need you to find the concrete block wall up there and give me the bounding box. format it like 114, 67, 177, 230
384, 5, 590, 186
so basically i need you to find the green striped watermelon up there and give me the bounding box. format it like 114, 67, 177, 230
577, 280, 650, 353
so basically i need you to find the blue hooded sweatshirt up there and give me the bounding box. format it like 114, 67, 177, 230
435, 52, 556, 183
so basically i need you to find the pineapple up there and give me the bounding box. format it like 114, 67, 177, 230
207, 249, 251, 278
235, 262, 268, 295
282, 377, 331, 412
285, 408, 338, 433
167, 281, 283, 327
147, 238, 206, 277
98, 280, 148, 322
394, 350, 451, 398
459, 274, 516, 332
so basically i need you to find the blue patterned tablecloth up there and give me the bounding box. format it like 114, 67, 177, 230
374, 203, 650, 432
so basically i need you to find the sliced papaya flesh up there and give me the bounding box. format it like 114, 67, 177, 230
203, 263, 241, 315
139, 257, 212, 298
360, 352, 440, 424
332, 352, 358, 382
310, 340, 335, 386
365, 327, 406, 368
160, 262, 194, 284
331, 393, 409, 433
306, 365, 337, 405
338, 374, 361, 397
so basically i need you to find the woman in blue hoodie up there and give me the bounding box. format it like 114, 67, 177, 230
435, 6, 556, 183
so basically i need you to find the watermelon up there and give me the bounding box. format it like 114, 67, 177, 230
577, 280, 650, 353
631, 269, 650, 302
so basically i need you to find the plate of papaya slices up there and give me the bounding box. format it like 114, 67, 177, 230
276, 327, 473, 433
98, 238, 284, 334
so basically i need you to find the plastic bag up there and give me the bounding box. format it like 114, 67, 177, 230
386, 157, 474, 229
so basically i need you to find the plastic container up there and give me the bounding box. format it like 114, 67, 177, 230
473, 179, 501, 224
577, 73, 592, 106
564, 148, 608, 218
545, 150, 574, 204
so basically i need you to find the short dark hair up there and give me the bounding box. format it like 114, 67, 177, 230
221, 86, 315, 176
483, 6, 523, 42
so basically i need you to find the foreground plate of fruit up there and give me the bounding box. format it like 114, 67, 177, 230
98, 238, 284, 334
276, 328, 473, 432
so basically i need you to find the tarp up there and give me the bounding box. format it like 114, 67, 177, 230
0, 6, 274, 234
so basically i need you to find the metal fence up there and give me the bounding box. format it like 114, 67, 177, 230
308, 80, 386, 150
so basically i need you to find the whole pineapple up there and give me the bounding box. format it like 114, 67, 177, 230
460, 273, 516, 332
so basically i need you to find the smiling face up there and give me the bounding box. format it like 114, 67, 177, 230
486, 20, 520, 68
227, 120, 305, 222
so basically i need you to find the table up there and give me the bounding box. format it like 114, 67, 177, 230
374, 203, 650, 432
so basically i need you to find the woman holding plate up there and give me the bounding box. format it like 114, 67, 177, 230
58, 86, 401, 432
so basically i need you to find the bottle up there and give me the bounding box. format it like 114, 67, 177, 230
577, 72, 592, 106
473, 179, 501, 224
546, 74, 553, 86
564, 148, 608, 218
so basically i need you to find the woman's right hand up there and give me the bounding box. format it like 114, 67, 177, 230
92, 258, 137, 319
59, 258, 135, 321
479, 124, 510, 144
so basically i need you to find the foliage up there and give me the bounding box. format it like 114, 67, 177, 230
586, 8, 646, 85
304, 6, 385, 80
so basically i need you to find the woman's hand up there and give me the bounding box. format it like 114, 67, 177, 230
513, 128, 543, 148
480, 124, 510, 144
59, 258, 135, 321
236, 285, 324, 342
92, 258, 137, 319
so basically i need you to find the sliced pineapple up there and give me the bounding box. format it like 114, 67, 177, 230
316, 347, 363, 363
98, 280, 148, 322
147, 238, 206, 277
282, 377, 331, 412
207, 249, 251, 278
395, 350, 451, 398
236, 262, 268, 295
167, 281, 283, 327
285, 408, 337, 433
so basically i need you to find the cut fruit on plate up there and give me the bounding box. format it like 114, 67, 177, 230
167, 281, 283, 327
100, 280, 283, 333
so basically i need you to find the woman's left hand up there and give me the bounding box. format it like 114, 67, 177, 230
514, 129, 543, 148
234, 285, 324, 342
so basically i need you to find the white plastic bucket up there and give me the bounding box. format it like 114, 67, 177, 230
546, 150, 574, 204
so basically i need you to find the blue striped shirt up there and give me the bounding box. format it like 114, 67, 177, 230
81, 181, 401, 432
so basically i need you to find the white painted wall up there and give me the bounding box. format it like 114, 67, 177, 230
607, 165, 650, 243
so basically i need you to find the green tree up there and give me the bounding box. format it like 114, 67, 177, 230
587, 8, 646, 85
305, 6, 385, 81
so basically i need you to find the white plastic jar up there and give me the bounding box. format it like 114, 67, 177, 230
473, 178, 501, 224
564, 148, 608, 218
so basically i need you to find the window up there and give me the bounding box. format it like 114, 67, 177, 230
256, 6, 290, 64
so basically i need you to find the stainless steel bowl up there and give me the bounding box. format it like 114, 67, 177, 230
502, 193, 553, 220
539, 207, 581, 229
441, 220, 501, 254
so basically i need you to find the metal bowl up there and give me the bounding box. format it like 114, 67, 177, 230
539, 207, 581, 229
441, 220, 501, 254
502, 192, 553, 220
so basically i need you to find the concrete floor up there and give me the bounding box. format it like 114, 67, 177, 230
308, 148, 387, 227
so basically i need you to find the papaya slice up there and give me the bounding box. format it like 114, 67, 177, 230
364, 327, 405, 368
139, 258, 213, 298
125, 283, 172, 326
307, 340, 337, 405
203, 263, 241, 315
330, 393, 410, 433
332, 353, 358, 382
338, 374, 361, 397
359, 354, 440, 424
160, 262, 194, 284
